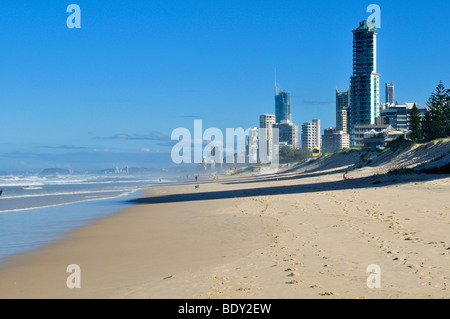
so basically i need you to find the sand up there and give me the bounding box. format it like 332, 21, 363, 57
0, 167, 449, 299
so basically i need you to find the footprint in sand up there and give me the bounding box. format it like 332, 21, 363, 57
407, 264, 420, 270
286, 280, 303, 284
287, 272, 302, 277
320, 291, 338, 296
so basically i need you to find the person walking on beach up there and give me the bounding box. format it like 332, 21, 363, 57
0, 189, 3, 196
195, 175, 198, 182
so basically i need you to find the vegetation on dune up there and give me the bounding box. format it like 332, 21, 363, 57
413, 81, 450, 142
385, 136, 416, 151
279, 146, 312, 164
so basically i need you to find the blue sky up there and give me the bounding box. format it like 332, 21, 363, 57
1, 0, 449, 171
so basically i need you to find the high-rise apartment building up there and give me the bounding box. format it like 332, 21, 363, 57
322, 128, 350, 153
301, 119, 321, 151
275, 87, 291, 124
336, 87, 350, 134
349, 20, 380, 140
273, 120, 298, 149
259, 114, 276, 160
385, 81, 395, 106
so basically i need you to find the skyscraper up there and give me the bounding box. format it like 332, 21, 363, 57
301, 119, 321, 151
275, 73, 291, 123
336, 87, 350, 134
259, 114, 276, 160
349, 20, 380, 137
385, 81, 395, 106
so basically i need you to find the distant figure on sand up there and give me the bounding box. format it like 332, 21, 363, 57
195, 175, 198, 182
343, 171, 349, 180
0, 189, 3, 196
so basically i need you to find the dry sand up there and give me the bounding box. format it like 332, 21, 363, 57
0, 167, 449, 299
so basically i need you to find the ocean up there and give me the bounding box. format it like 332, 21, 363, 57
0, 172, 176, 267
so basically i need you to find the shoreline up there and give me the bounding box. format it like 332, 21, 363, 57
0, 176, 209, 267
0, 169, 449, 298
0, 189, 146, 267
0, 188, 140, 214
0, 177, 275, 298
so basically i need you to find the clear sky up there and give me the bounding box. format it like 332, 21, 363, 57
1, 0, 449, 171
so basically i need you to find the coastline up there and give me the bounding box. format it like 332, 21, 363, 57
0, 178, 275, 298
0, 169, 449, 298
0, 189, 146, 268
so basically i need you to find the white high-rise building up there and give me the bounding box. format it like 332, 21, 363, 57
259, 114, 276, 160
301, 119, 321, 151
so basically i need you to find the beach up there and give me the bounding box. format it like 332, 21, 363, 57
0, 164, 449, 299
3, 0, 450, 302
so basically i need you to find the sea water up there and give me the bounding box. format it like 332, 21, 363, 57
0, 173, 175, 267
